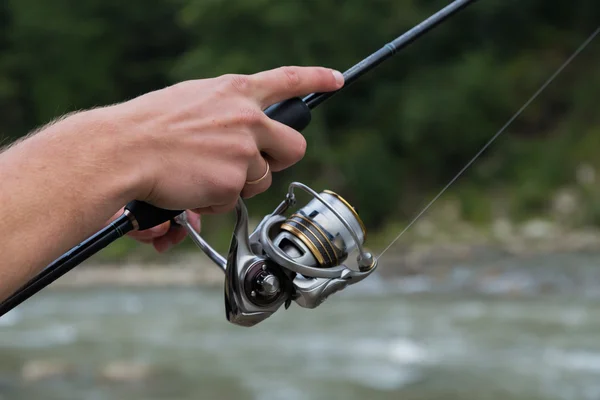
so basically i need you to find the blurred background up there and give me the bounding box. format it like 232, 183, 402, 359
2, 0, 600, 399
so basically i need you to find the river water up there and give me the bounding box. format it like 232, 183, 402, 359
3, 252, 600, 400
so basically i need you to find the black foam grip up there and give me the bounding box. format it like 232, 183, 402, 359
124, 200, 183, 231
264, 97, 312, 132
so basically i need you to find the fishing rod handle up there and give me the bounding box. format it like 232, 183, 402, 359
124, 97, 312, 230
263, 97, 311, 131
124, 200, 182, 231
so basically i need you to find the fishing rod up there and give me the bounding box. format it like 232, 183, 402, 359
0, 0, 479, 324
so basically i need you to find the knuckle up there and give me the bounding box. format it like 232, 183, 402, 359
281, 66, 301, 89
235, 107, 265, 126
234, 136, 259, 159
224, 74, 251, 93
216, 173, 245, 201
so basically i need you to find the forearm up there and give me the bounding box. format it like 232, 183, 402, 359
0, 108, 141, 300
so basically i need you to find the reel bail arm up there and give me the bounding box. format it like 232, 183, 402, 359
174, 212, 226, 272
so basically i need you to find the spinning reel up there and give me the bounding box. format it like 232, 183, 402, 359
175, 182, 377, 327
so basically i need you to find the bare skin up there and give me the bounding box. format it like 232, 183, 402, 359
0, 66, 344, 301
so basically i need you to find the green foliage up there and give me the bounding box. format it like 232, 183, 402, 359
1, 0, 600, 252
456, 185, 492, 224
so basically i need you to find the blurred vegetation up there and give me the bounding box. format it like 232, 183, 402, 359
1, 0, 600, 258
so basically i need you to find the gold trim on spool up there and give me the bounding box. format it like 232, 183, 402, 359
281, 224, 327, 266
292, 213, 340, 265
290, 218, 337, 266
322, 190, 367, 239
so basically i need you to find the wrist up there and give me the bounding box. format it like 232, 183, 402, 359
41, 107, 148, 209
84, 106, 152, 205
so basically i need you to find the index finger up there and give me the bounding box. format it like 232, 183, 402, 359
250, 66, 344, 108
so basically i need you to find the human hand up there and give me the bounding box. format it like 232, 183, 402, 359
99, 66, 344, 214
108, 209, 201, 253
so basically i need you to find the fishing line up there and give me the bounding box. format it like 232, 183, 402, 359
378, 26, 600, 259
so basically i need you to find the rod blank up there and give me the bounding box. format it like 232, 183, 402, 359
303, 0, 480, 109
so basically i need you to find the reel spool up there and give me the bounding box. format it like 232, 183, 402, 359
175, 182, 377, 327
258, 183, 375, 279
275, 190, 366, 269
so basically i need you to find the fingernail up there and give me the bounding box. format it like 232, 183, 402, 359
332, 70, 344, 87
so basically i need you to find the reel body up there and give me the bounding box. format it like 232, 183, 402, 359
175, 182, 377, 327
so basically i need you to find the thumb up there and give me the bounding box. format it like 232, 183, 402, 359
251, 66, 344, 108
